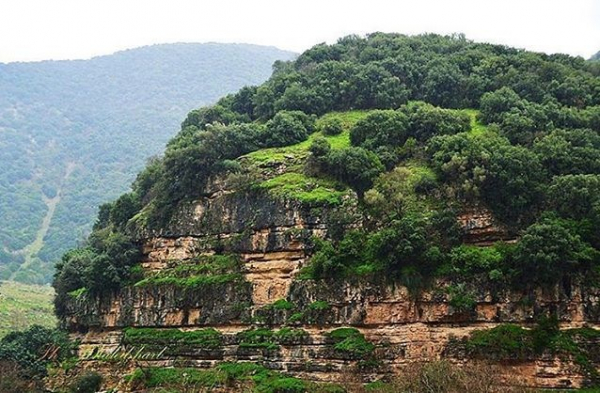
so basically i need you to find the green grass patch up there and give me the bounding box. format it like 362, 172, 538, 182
258, 172, 346, 206
237, 328, 279, 350
123, 327, 223, 349
133, 254, 244, 289
245, 110, 372, 166
327, 327, 375, 358
0, 280, 56, 338
128, 362, 321, 392
461, 109, 489, 136
236, 327, 310, 350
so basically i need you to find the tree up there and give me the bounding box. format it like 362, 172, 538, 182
513, 218, 597, 285
479, 87, 524, 124
400, 101, 470, 141
325, 147, 384, 198
350, 110, 409, 150
263, 111, 311, 147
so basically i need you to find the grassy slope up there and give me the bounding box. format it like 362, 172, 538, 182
244, 108, 487, 208
0, 281, 56, 338
244, 111, 369, 205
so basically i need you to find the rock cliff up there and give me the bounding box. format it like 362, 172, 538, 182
57, 174, 600, 391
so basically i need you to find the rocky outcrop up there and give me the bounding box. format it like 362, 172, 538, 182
59, 184, 600, 390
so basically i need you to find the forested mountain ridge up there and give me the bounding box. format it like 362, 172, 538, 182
0, 43, 295, 284
592, 51, 600, 61
45, 33, 600, 391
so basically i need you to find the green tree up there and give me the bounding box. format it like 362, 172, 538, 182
325, 147, 384, 198
350, 110, 409, 150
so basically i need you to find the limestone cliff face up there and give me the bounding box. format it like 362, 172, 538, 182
59, 178, 600, 391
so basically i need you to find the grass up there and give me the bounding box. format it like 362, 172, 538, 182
246, 110, 375, 205
327, 327, 375, 358
258, 172, 346, 206
127, 362, 345, 392
0, 280, 56, 338
123, 327, 223, 349
461, 109, 489, 136
133, 254, 244, 289
245, 110, 371, 165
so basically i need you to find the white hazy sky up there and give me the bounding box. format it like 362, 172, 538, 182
1, 0, 599, 63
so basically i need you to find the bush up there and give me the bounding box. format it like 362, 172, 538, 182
0, 326, 74, 381
350, 110, 409, 150
400, 101, 470, 141
325, 147, 384, 197
512, 217, 598, 285
263, 111, 313, 147
319, 117, 343, 135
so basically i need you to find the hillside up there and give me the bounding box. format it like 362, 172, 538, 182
591, 51, 600, 61
0, 43, 295, 284
0, 281, 55, 338
35, 33, 600, 391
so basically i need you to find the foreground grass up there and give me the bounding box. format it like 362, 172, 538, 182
0, 280, 56, 338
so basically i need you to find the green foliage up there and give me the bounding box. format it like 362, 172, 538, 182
270, 299, 295, 311
466, 324, 535, 360
306, 210, 459, 285
318, 116, 344, 136
133, 254, 244, 289
123, 327, 223, 349
327, 328, 375, 358
464, 320, 600, 381
350, 110, 409, 150
53, 229, 140, 317
364, 163, 440, 220
400, 101, 471, 141
308, 301, 331, 311
534, 128, 600, 176
445, 283, 476, 313
511, 217, 598, 285
324, 147, 384, 197
309, 136, 332, 158
428, 132, 546, 223
0, 325, 75, 380
445, 245, 504, 277
263, 111, 314, 147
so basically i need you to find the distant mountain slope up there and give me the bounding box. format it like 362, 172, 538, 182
0, 43, 295, 283
591, 51, 600, 61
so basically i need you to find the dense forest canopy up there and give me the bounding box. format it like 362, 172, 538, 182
0, 43, 294, 284
54, 33, 600, 313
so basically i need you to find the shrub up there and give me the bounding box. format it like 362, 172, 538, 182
319, 117, 343, 135
350, 110, 409, 150
327, 328, 375, 358
325, 147, 384, 197
263, 111, 312, 147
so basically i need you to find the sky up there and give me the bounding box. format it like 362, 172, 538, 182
0, 0, 599, 63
